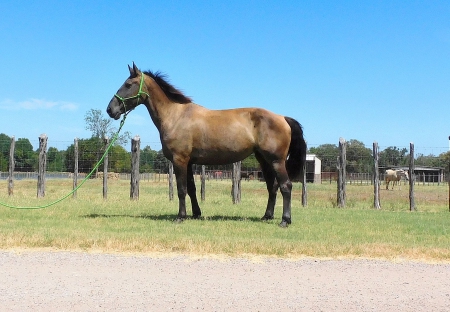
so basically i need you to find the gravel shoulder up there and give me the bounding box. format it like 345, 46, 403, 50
1, 250, 449, 311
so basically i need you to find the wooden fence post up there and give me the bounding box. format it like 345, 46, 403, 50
373, 141, 381, 209
8, 136, 15, 196
201, 165, 206, 201
103, 136, 109, 200
337, 137, 346, 208
232, 161, 241, 204
168, 162, 174, 201
301, 163, 307, 207
37, 134, 47, 198
130, 135, 140, 200
73, 138, 78, 198
409, 142, 416, 211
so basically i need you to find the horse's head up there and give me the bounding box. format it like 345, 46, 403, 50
397, 169, 409, 180
107, 63, 149, 120
403, 170, 409, 180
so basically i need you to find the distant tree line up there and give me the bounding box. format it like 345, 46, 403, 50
309, 139, 450, 174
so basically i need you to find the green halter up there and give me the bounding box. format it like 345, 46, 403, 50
114, 73, 150, 113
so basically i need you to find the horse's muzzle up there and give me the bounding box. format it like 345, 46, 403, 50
106, 103, 121, 120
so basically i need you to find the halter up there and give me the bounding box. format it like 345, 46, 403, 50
114, 73, 150, 114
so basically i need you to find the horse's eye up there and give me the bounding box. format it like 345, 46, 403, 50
125, 82, 132, 88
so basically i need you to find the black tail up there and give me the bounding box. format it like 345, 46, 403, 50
284, 117, 307, 181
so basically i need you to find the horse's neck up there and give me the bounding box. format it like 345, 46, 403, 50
143, 97, 186, 132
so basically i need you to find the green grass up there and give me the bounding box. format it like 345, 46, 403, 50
0, 179, 449, 261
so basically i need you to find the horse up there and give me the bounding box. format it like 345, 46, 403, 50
385, 169, 409, 190
107, 63, 307, 227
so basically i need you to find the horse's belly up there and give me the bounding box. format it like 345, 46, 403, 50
190, 148, 253, 165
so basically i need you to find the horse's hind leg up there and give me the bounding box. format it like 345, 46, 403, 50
273, 161, 293, 228
187, 164, 201, 218
256, 153, 278, 221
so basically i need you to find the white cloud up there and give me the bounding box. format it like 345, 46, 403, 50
0, 98, 78, 111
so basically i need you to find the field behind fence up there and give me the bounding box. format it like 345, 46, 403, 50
1, 136, 450, 211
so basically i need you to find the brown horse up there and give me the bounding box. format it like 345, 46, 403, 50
107, 63, 307, 227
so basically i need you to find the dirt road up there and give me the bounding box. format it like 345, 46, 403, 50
1, 250, 449, 311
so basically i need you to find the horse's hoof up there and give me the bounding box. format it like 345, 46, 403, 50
174, 218, 185, 224
192, 214, 201, 219
279, 221, 289, 228
261, 215, 274, 221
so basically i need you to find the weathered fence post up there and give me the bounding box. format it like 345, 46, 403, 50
130, 135, 140, 200
232, 161, 241, 204
37, 134, 47, 198
73, 138, 78, 198
103, 136, 109, 200
301, 162, 307, 207
168, 162, 174, 201
201, 165, 206, 201
409, 142, 416, 211
373, 141, 381, 209
8, 136, 15, 196
337, 137, 346, 208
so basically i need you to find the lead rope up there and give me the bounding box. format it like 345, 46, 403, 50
0, 113, 128, 210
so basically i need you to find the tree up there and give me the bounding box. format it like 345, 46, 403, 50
84, 109, 131, 146
309, 144, 339, 172
153, 150, 171, 173
47, 147, 65, 172
15, 138, 36, 172
109, 145, 131, 173
0, 133, 11, 171
65, 137, 102, 173
346, 139, 372, 173
242, 153, 259, 170
140, 145, 158, 173
379, 146, 408, 167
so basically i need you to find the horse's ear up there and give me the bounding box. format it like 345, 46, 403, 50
132, 62, 141, 75
128, 62, 140, 78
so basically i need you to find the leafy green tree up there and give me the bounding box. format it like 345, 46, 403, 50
140, 145, 158, 173
242, 153, 259, 170
309, 144, 339, 172
15, 138, 36, 172
109, 145, 131, 173
153, 150, 171, 173
0, 133, 11, 171
65, 137, 103, 173
0, 153, 6, 172
379, 146, 408, 167
439, 151, 450, 175
47, 147, 66, 172
346, 139, 372, 173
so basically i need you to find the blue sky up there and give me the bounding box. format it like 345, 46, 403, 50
1, 1, 449, 156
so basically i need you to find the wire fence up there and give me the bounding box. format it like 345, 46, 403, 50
1, 136, 449, 210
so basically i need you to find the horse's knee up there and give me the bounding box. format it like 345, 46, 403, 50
279, 179, 292, 195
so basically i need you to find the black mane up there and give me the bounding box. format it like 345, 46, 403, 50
143, 70, 192, 104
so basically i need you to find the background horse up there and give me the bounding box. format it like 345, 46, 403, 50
107, 63, 307, 227
385, 169, 409, 190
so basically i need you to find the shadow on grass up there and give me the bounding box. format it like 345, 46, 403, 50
81, 213, 263, 223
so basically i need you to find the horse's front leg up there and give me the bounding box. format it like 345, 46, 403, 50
173, 160, 188, 223
187, 164, 201, 218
